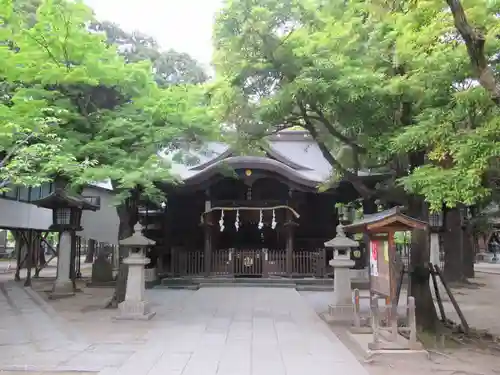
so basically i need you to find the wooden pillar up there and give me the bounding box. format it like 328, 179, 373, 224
204, 198, 212, 276
361, 199, 378, 269
14, 230, 23, 281
69, 232, 76, 289
285, 211, 295, 276
204, 224, 212, 276
170, 247, 177, 276
24, 230, 33, 287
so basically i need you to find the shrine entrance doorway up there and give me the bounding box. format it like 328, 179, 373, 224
213, 209, 286, 278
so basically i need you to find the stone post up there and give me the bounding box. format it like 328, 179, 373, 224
324, 224, 357, 322
353, 288, 361, 329
114, 223, 156, 321
50, 231, 75, 299
430, 232, 440, 267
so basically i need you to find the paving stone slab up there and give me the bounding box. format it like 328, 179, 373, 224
0, 282, 368, 375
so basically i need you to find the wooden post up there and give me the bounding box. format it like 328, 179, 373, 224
204, 225, 212, 277
285, 211, 294, 276
286, 230, 293, 276
14, 230, 22, 281
204, 200, 212, 277
24, 230, 33, 287
170, 247, 176, 276
69, 231, 76, 289
368, 294, 381, 349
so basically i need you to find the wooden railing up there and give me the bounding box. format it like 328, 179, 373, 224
170, 248, 326, 277
265, 249, 287, 276
292, 250, 325, 277
174, 250, 205, 276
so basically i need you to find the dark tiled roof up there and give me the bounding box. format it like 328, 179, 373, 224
344, 206, 428, 232
161, 130, 389, 186
31, 188, 99, 211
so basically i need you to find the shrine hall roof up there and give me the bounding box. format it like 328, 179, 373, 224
160, 130, 385, 188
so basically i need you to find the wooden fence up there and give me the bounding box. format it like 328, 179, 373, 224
170, 248, 327, 277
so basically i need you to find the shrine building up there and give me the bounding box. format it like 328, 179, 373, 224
142, 130, 386, 278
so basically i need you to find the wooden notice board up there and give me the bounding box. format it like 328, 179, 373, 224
344, 207, 428, 302
368, 234, 397, 300
369, 236, 391, 296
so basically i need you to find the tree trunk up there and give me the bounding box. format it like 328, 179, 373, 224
462, 227, 475, 278
106, 195, 137, 308
446, 0, 500, 106
408, 195, 439, 331
443, 207, 465, 283
85, 239, 97, 263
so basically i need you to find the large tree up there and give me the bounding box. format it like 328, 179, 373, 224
387, 0, 499, 282
210, 0, 497, 329
1, 0, 217, 293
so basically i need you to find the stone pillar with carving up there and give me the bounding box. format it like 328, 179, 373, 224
324, 224, 358, 322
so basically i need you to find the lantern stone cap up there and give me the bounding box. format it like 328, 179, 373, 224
31, 188, 99, 211
324, 224, 359, 248
119, 223, 156, 247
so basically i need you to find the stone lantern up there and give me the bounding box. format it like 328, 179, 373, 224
324, 223, 358, 322
115, 223, 156, 321
32, 188, 99, 298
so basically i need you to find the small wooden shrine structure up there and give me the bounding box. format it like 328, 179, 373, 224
344, 206, 427, 350
344, 206, 427, 302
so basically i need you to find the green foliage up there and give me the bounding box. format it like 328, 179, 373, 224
387, 0, 500, 210
211, 0, 500, 210
0, 0, 216, 205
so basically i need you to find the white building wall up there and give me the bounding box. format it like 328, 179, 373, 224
78, 187, 119, 245
0, 198, 52, 230
0, 185, 119, 245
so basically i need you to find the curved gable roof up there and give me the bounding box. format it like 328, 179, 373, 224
160, 130, 387, 187
183, 156, 320, 188
190, 145, 313, 171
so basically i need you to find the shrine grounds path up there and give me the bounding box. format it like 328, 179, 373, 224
0, 281, 368, 375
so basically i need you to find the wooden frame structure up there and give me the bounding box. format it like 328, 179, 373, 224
344, 207, 427, 350
344, 207, 427, 304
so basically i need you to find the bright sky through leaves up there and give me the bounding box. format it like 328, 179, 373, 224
84, 0, 223, 69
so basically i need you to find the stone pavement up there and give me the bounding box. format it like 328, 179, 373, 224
475, 262, 500, 275
0, 282, 368, 375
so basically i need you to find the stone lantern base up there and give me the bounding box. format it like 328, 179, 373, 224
49, 280, 75, 300
113, 247, 156, 321
115, 300, 156, 321
326, 257, 355, 323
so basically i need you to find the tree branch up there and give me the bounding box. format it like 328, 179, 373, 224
446, 0, 500, 106
309, 104, 366, 153
296, 100, 376, 198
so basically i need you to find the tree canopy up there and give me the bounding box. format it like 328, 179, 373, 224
0, 0, 216, 204
211, 0, 500, 211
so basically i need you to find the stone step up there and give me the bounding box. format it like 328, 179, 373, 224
295, 285, 334, 291
154, 284, 200, 290
194, 277, 297, 284
199, 282, 297, 288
